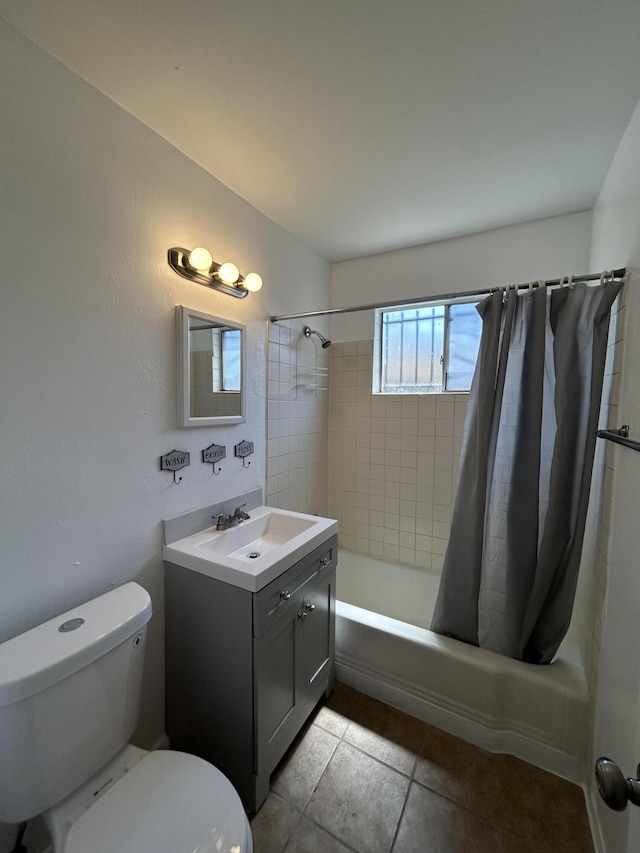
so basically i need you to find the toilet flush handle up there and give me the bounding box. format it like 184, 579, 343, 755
595, 757, 640, 810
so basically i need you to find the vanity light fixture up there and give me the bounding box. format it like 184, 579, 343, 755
168, 247, 263, 299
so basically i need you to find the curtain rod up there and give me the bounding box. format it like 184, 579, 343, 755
270, 267, 627, 322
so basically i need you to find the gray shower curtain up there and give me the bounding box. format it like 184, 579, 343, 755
431, 280, 622, 664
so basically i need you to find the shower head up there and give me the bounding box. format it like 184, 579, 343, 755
303, 326, 332, 348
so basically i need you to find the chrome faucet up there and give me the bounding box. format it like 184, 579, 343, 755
215, 504, 251, 531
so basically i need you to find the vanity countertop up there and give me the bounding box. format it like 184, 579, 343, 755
163, 504, 338, 592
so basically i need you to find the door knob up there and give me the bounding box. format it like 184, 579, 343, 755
595, 757, 640, 810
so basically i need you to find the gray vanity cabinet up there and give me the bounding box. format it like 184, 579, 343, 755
165, 535, 337, 812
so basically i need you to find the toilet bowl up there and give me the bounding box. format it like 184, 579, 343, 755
43, 745, 252, 853
55, 748, 251, 853
0, 582, 252, 853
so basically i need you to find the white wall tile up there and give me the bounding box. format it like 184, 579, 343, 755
325, 340, 467, 571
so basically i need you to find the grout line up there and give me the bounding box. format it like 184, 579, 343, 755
290, 710, 363, 852
304, 703, 422, 853
388, 722, 424, 852
388, 782, 412, 853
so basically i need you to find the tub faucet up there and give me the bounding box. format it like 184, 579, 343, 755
215, 504, 251, 531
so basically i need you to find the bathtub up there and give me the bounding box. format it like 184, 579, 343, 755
334, 550, 589, 784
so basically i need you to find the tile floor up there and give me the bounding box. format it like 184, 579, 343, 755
250, 682, 595, 853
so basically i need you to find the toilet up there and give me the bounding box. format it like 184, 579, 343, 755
0, 582, 252, 853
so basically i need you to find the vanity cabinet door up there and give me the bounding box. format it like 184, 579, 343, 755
254, 607, 300, 775
254, 565, 336, 776
298, 568, 336, 709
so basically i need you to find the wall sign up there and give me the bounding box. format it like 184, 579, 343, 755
203, 443, 226, 475
161, 450, 190, 484
234, 439, 254, 469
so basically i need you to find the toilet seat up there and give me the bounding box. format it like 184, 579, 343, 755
63, 751, 252, 853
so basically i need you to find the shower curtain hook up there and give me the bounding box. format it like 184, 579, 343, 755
568, 274, 574, 289
528, 281, 534, 297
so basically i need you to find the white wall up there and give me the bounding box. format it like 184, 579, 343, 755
0, 17, 330, 843
589, 95, 640, 853
330, 211, 592, 341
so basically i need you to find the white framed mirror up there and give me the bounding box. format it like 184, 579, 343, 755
176, 305, 246, 427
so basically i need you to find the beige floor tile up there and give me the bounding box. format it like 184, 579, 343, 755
306, 740, 410, 853
283, 816, 355, 852
392, 781, 503, 853
251, 684, 595, 853
415, 726, 593, 852
343, 694, 425, 775
250, 792, 301, 853
415, 722, 506, 812
488, 755, 594, 853
272, 723, 339, 810
313, 681, 363, 738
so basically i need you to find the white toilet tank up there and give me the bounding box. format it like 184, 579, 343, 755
0, 583, 152, 823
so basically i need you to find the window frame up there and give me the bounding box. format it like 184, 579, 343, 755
373, 294, 481, 395
220, 328, 242, 392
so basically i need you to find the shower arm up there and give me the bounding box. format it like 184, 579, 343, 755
303, 326, 332, 348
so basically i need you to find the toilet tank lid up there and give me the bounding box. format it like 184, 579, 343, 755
0, 582, 152, 707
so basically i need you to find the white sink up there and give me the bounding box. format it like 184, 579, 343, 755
163, 505, 338, 591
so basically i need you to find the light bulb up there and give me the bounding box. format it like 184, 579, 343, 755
188, 247, 213, 272
244, 272, 263, 293
217, 262, 240, 284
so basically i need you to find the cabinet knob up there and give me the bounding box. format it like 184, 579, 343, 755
299, 602, 316, 619
320, 556, 329, 567
280, 590, 291, 600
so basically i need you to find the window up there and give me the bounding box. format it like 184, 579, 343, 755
221, 329, 242, 391
374, 298, 482, 393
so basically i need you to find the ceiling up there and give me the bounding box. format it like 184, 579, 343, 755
2, 0, 640, 262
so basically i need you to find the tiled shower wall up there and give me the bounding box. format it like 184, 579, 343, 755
266, 322, 330, 514
328, 340, 468, 572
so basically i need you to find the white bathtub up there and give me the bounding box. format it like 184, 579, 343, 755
335, 550, 589, 784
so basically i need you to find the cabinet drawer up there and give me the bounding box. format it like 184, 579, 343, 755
253, 535, 337, 638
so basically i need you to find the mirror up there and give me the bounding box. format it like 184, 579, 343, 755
176, 305, 246, 427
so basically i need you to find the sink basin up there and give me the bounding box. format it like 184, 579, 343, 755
163, 505, 338, 591
199, 511, 316, 559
